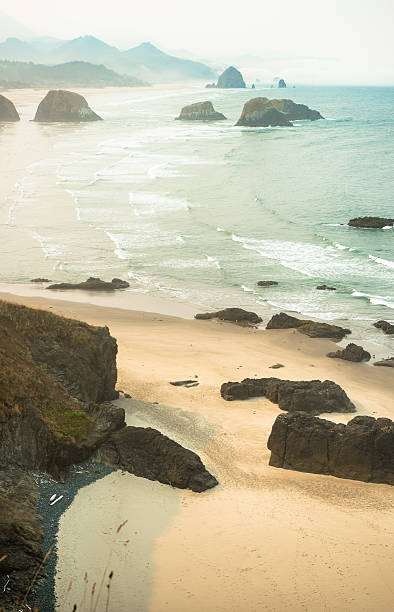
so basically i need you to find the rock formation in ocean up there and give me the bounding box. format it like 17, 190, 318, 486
220, 377, 356, 415
216, 66, 246, 88
278, 78, 286, 88
373, 320, 394, 335
31, 277, 52, 282
195, 307, 262, 325
373, 357, 394, 368
0, 468, 45, 610
348, 216, 394, 229
251, 83, 255, 89
327, 342, 371, 362
257, 280, 278, 287
271, 98, 323, 120
47, 277, 129, 291
268, 412, 394, 485
236, 98, 292, 127
176, 101, 226, 121
316, 284, 336, 290
34, 90, 102, 122
0, 93, 20, 121
98, 426, 218, 492
266, 312, 351, 340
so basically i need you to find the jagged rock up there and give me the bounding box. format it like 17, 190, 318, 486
220, 377, 355, 415
373, 357, 394, 368
205, 82, 216, 88
0, 94, 20, 121
316, 285, 336, 290
267, 412, 394, 485
327, 343, 371, 362
195, 307, 262, 325
0, 468, 45, 610
236, 98, 292, 127
251, 83, 256, 89
271, 99, 323, 121
257, 280, 278, 287
278, 78, 286, 88
348, 216, 394, 229
266, 312, 351, 340
47, 277, 129, 291
34, 90, 102, 122
98, 426, 218, 492
31, 277, 52, 283
217, 66, 246, 88
374, 320, 394, 335
176, 101, 226, 121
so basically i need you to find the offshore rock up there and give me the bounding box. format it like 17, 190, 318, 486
267, 412, 394, 485
34, 89, 102, 122
220, 377, 356, 415
373, 357, 394, 368
316, 284, 336, 290
31, 277, 52, 283
236, 97, 292, 127
266, 312, 351, 340
257, 280, 278, 287
374, 320, 394, 335
217, 66, 246, 88
348, 216, 394, 229
47, 277, 129, 291
271, 98, 323, 120
195, 307, 262, 325
176, 101, 226, 121
98, 426, 218, 492
278, 78, 286, 88
327, 342, 371, 362
0, 93, 20, 121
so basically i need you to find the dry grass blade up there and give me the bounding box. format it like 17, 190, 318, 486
116, 520, 128, 534
21, 545, 54, 606
0, 555, 7, 563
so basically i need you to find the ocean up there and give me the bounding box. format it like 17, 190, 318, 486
1, 84, 393, 354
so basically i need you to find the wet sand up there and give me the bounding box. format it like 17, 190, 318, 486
0, 291, 393, 611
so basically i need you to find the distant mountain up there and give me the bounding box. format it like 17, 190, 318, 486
53, 35, 120, 65
0, 60, 147, 89
0, 11, 35, 40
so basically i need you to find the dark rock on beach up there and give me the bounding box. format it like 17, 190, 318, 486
373, 357, 394, 368
374, 320, 394, 335
216, 66, 246, 88
0, 94, 20, 121
268, 412, 394, 485
34, 90, 102, 122
31, 277, 52, 283
195, 307, 262, 325
47, 277, 129, 291
266, 312, 351, 340
220, 377, 356, 415
316, 285, 336, 290
257, 280, 278, 287
348, 216, 394, 229
98, 426, 218, 492
176, 101, 226, 121
236, 98, 292, 127
327, 342, 371, 362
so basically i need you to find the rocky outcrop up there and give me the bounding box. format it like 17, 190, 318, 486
348, 216, 394, 229
271, 99, 323, 121
98, 426, 218, 492
220, 377, 356, 415
236, 98, 292, 127
257, 280, 278, 287
373, 357, 394, 368
176, 101, 226, 121
316, 285, 336, 290
268, 412, 394, 485
47, 277, 129, 291
195, 307, 262, 325
327, 343, 371, 362
0, 468, 45, 610
374, 320, 394, 335
266, 312, 351, 340
34, 90, 102, 122
0, 94, 20, 121
31, 277, 51, 283
278, 79, 286, 88
216, 66, 246, 88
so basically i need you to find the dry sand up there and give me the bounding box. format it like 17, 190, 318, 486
1, 291, 393, 612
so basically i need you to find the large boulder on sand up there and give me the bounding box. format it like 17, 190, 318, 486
373, 357, 394, 368
348, 216, 394, 229
267, 412, 394, 485
217, 66, 246, 88
195, 307, 262, 325
0, 94, 20, 121
271, 98, 323, 121
236, 98, 292, 127
47, 277, 129, 291
373, 320, 394, 335
34, 90, 102, 122
327, 342, 371, 362
266, 312, 351, 340
220, 377, 356, 415
176, 101, 226, 121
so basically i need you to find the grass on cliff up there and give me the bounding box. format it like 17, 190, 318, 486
46, 403, 92, 442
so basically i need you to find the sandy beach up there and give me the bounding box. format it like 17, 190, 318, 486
0, 290, 393, 611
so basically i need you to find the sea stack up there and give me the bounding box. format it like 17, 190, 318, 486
271, 98, 323, 120
176, 101, 226, 121
278, 78, 286, 88
0, 94, 20, 121
217, 66, 246, 88
34, 90, 102, 122
236, 97, 292, 127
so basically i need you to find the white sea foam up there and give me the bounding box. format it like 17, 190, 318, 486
368, 254, 394, 269
176, 235, 185, 243
217, 227, 225, 232
104, 231, 133, 261
129, 192, 190, 216
351, 290, 394, 309
206, 255, 221, 270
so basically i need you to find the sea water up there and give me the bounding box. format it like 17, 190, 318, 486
1, 84, 393, 352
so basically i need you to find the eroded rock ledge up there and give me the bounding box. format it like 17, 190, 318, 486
47, 277, 130, 291
266, 312, 351, 340
176, 101, 226, 121
195, 307, 262, 326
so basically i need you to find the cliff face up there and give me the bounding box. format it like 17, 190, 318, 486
236, 97, 292, 127
217, 66, 246, 88
0, 93, 20, 121
34, 89, 102, 122
176, 101, 226, 121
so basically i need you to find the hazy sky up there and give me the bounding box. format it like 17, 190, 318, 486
1, 0, 394, 84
